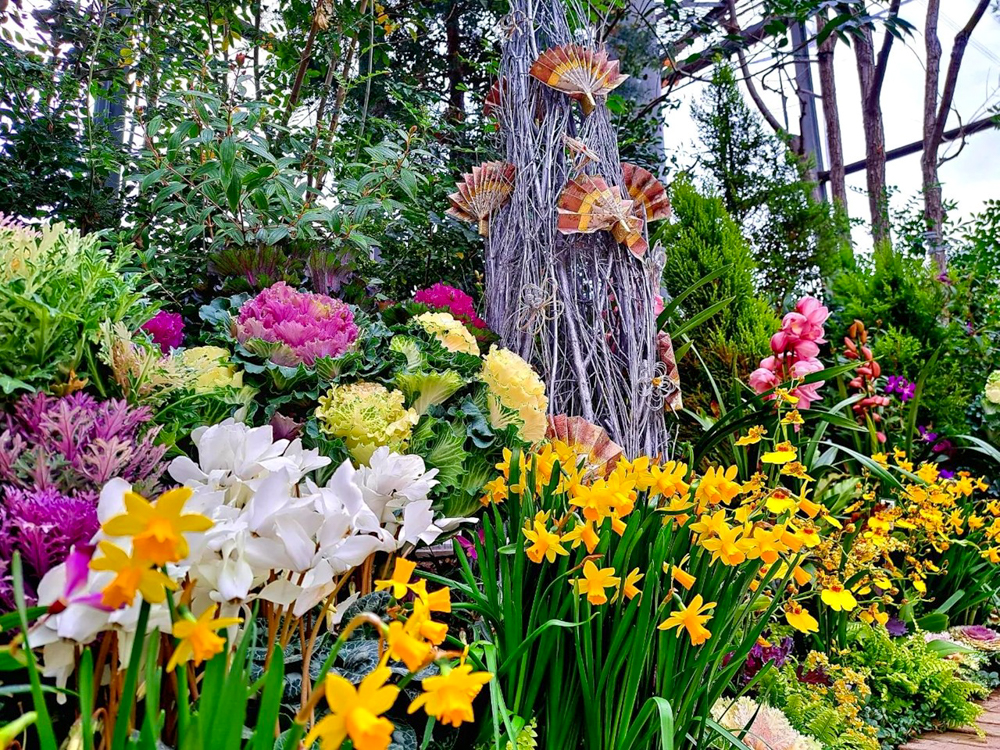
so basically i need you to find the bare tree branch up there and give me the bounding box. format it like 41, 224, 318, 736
870, 0, 902, 106
931, 0, 990, 149
726, 0, 784, 134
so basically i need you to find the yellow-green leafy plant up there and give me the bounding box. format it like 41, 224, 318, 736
316, 381, 419, 464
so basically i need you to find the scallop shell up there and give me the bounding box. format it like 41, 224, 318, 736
546, 414, 624, 477
446, 161, 516, 236
529, 44, 628, 115
621, 163, 671, 223
556, 175, 648, 258
483, 79, 504, 118
656, 331, 683, 412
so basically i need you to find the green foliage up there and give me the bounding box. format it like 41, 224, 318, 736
827, 241, 997, 440
691, 64, 849, 304
654, 175, 778, 413
757, 659, 880, 750
839, 628, 985, 749
0, 222, 151, 393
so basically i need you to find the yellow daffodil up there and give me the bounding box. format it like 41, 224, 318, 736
792, 565, 812, 586
90, 541, 177, 608
305, 666, 399, 750
408, 663, 492, 728
563, 518, 601, 553
167, 606, 241, 671
735, 426, 767, 446
522, 517, 569, 564
821, 582, 858, 612
658, 594, 715, 646
409, 600, 449, 645
375, 557, 418, 599
664, 561, 696, 590
700, 522, 753, 566
784, 602, 819, 633
480, 476, 508, 505
689, 509, 728, 539
572, 560, 620, 605
871, 452, 889, 469
649, 461, 690, 498
385, 619, 433, 672
621, 568, 644, 600
761, 442, 797, 465
745, 527, 784, 565
102, 487, 212, 566
569, 483, 615, 522
694, 466, 742, 509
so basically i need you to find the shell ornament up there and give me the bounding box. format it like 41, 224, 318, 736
546, 414, 624, 478
529, 44, 628, 115
556, 175, 648, 258
621, 163, 671, 223
446, 161, 516, 237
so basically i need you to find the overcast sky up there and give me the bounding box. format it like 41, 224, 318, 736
661, 0, 1000, 246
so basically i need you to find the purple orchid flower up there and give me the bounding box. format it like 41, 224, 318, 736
46, 546, 109, 614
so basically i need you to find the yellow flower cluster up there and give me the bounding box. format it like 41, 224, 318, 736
88, 488, 239, 672
806, 447, 993, 626
481, 346, 548, 443
414, 311, 480, 356
297, 556, 494, 749
494, 433, 836, 647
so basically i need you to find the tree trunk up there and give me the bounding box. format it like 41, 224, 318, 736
609, 0, 667, 169
817, 10, 847, 209
921, 0, 944, 270
853, 25, 890, 245
921, 0, 990, 275
444, 1, 465, 123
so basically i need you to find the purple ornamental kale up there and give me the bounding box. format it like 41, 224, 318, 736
0, 486, 99, 608
741, 635, 794, 684
885, 617, 909, 637
0, 392, 168, 499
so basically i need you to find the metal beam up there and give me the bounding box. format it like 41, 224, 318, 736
816, 114, 998, 181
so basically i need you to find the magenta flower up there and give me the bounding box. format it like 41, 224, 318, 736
235, 282, 359, 367
414, 283, 488, 330
140, 310, 185, 353
44, 546, 108, 614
